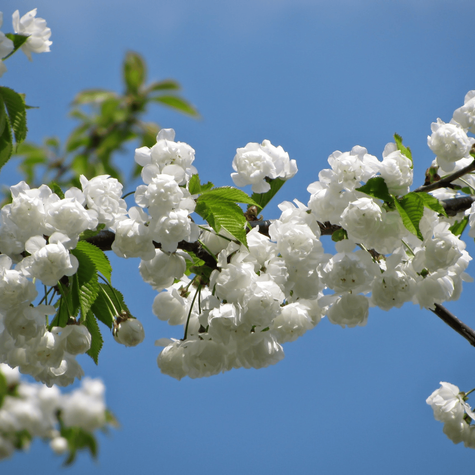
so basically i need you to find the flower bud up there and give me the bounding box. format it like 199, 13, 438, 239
113, 316, 145, 347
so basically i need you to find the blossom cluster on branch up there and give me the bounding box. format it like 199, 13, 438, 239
2, 6, 475, 460
0, 364, 114, 464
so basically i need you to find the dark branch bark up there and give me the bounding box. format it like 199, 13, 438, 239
441, 195, 475, 216
414, 159, 475, 193
430, 304, 475, 347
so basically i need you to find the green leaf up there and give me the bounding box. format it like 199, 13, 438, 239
356, 177, 394, 204
84, 311, 103, 365
123, 51, 146, 93
49, 182, 65, 199
188, 174, 214, 195
51, 282, 78, 328
0, 86, 27, 145
250, 177, 286, 212
146, 79, 181, 93
0, 104, 13, 171
450, 216, 469, 237
394, 133, 413, 163
70, 246, 100, 318
4, 33, 29, 58
395, 193, 424, 240
151, 95, 199, 117
0, 95, 6, 137
72, 89, 117, 105
195, 187, 259, 247
185, 251, 205, 275
75, 240, 112, 283
417, 192, 447, 217
331, 228, 348, 242
0, 370, 8, 408
61, 426, 98, 466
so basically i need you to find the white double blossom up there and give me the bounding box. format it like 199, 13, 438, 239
231, 140, 297, 193
12, 8, 51, 61
427, 382, 475, 448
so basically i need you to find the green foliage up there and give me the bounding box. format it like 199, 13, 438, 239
123, 51, 146, 93
356, 177, 394, 204
91, 284, 130, 329
356, 177, 448, 241
418, 191, 448, 217
250, 177, 286, 212
50, 281, 78, 328
47, 241, 116, 363
0, 103, 13, 171
0, 86, 28, 171
0, 371, 8, 408
4, 33, 29, 59
70, 247, 100, 319
60, 425, 98, 466
195, 187, 259, 247
49, 182, 65, 199
9, 51, 199, 194
450, 216, 469, 237
188, 174, 214, 195
332, 228, 348, 242
151, 95, 199, 117
185, 251, 206, 276
394, 193, 424, 240
85, 311, 103, 365
75, 241, 112, 283
394, 133, 412, 163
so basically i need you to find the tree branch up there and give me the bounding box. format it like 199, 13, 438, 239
441, 195, 475, 216
430, 303, 475, 347
414, 159, 475, 193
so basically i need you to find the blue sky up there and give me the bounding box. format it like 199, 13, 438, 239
2, 0, 475, 473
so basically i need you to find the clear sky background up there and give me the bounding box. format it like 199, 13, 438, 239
2, 0, 475, 473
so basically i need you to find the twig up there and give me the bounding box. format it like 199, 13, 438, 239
414, 159, 475, 193
431, 303, 475, 347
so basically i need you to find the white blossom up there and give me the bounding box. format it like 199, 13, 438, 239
79, 175, 128, 229
231, 140, 296, 193
18, 236, 79, 286
427, 119, 472, 171
12, 9, 51, 61
453, 90, 475, 133
327, 293, 370, 328
378, 143, 413, 195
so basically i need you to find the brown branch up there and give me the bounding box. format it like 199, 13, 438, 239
441, 195, 475, 216
430, 303, 475, 347
414, 159, 475, 193
85, 230, 218, 270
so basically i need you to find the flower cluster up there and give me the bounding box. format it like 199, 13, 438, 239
0, 364, 111, 461
0, 176, 143, 386
113, 129, 199, 260
427, 382, 475, 447
149, 95, 475, 381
